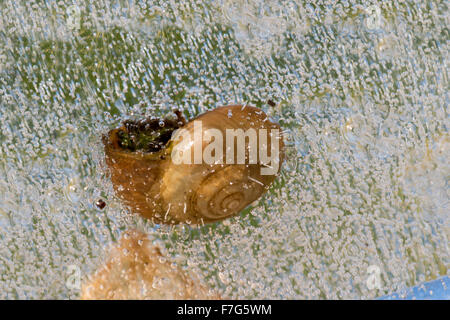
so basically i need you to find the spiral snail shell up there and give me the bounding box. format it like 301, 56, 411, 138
102, 105, 284, 225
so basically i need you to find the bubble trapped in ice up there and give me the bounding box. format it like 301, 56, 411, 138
0, 0, 448, 299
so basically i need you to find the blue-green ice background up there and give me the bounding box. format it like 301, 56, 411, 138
0, 0, 448, 299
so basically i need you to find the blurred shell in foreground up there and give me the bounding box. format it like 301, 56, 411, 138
81, 230, 220, 299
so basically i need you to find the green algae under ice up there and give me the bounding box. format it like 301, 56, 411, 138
0, 0, 448, 299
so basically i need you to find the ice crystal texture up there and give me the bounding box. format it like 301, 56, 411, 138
0, 0, 448, 299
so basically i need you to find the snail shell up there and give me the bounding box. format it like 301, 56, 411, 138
81, 230, 219, 299
103, 105, 284, 225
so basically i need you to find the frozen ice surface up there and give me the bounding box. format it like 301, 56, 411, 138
0, 0, 448, 299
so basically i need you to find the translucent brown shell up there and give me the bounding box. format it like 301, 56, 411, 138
102, 105, 284, 225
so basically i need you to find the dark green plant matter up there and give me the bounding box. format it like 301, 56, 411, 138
117, 110, 186, 153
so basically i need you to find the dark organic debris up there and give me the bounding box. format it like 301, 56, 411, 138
117, 110, 187, 153
95, 199, 106, 209
267, 99, 276, 107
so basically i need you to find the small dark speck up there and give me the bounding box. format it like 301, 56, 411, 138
96, 199, 106, 209
267, 99, 276, 107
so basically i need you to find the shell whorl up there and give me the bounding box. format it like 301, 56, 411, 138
191, 165, 264, 221
159, 105, 283, 224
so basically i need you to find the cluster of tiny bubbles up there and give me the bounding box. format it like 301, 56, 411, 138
0, 0, 448, 299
